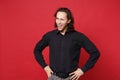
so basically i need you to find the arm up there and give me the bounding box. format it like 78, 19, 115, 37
69, 33, 100, 80
34, 34, 53, 77
81, 34, 100, 73
34, 34, 49, 68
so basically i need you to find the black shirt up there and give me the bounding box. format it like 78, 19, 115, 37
34, 29, 100, 74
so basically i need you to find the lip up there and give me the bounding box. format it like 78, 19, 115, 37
57, 24, 63, 27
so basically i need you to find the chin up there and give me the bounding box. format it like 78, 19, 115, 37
58, 28, 63, 31
58, 29, 62, 32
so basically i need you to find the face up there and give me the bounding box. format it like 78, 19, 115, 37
55, 12, 71, 33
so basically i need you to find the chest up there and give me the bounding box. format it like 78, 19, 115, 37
49, 34, 82, 49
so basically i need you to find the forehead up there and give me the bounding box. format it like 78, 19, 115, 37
56, 11, 67, 18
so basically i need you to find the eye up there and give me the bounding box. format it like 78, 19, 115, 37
56, 17, 59, 20
61, 19, 64, 21
56, 17, 66, 21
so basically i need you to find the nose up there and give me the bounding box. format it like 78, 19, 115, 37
57, 19, 61, 24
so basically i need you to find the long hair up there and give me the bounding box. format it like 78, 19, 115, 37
54, 7, 74, 31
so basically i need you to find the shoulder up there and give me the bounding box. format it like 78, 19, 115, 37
47, 29, 57, 34
72, 30, 89, 40
72, 30, 85, 36
43, 29, 57, 38
45, 29, 57, 35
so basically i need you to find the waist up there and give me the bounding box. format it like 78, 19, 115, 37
53, 72, 69, 78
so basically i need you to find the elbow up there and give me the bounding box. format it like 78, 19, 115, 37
33, 47, 39, 56
97, 50, 100, 59
94, 50, 100, 61
33, 47, 36, 55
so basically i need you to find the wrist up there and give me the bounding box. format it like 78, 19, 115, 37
44, 65, 49, 71
78, 68, 84, 75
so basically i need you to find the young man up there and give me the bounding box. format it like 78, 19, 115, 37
34, 8, 100, 80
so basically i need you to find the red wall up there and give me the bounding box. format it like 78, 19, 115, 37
0, 0, 120, 80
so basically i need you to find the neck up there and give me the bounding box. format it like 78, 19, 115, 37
60, 31, 65, 35
60, 27, 67, 35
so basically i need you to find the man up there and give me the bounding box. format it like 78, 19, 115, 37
34, 8, 100, 80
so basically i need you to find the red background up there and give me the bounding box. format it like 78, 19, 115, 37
0, 0, 120, 80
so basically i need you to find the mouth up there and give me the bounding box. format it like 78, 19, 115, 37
57, 24, 63, 28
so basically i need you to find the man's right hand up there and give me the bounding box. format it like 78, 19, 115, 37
44, 66, 53, 78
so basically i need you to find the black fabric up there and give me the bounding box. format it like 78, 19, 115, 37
34, 29, 100, 73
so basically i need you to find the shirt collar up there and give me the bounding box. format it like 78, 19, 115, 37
55, 29, 75, 35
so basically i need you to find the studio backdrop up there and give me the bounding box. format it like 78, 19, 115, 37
0, 0, 120, 80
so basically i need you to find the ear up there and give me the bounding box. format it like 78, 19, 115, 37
67, 19, 71, 23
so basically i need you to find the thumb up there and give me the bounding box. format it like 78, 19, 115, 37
50, 70, 53, 74
69, 71, 75, 76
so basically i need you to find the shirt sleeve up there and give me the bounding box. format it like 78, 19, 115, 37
34, 34, 49, 68
80, 34, 100, 73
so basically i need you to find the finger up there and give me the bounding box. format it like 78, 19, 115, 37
70, 74, 74, 79
71, 76, 77, 80
74, 75, 79, 80
51, 70, 53, 73
76, 76, 79, 80
49, 71, 53, 75
70, 74, 77, 80
50, 71, 53, 74
48, 73, 52, 77
69, 72, 75, 76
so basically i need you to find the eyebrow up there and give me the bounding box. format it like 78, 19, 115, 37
56, 17, 66, 20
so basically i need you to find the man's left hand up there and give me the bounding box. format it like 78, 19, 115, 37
69, 68, 84, 80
